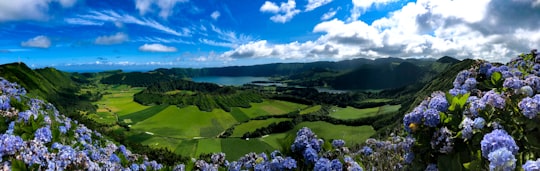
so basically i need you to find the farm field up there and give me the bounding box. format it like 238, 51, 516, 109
88, 85, 149, 124
90, 85, 383, 158
235, 99, 307, 118
129, 105, 236, 139
329, 105, 401, 120
231, 118, 292, 137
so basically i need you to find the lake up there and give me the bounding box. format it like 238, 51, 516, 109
191, 76, 270, 86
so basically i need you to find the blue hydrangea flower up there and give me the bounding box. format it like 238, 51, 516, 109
488, 147, 516, 171
519, 95, 540, 119
344, 156, 363, 171
524, 75, 540, 91
503, 77, 524, 90
423, 109, 440, 127
403, 103, 426, 132
425, 163, 438, 171
0, 134, 24, 156
473, 117, 486, 129
428, 92, 449, 112
481, 90, 506, 109
361, 146, 373, 156
34, 126, 52, 143
303, 147, 318, 164
109, 153, 120, 163
332, 139, 345, 148
314, 158, 331, 170
522, 159, 540, 171
520, 86, 535, 97
330, 159, 342, 171
130, 163, 140, 171
404, 152, 414, 164
479, 63, 492, 75
282, 157, 297, 170
454, 70, 472, 88
462, 78, 477, 91
481, 129, 519, 158
58, 126, 67, 134
431, 127, 454, 153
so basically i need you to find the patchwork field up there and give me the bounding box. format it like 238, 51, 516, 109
329, 105, 401, 120
92, 85, 383, 158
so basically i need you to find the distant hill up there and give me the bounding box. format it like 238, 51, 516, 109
0, 62, 95, 114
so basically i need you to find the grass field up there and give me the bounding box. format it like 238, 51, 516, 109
221, 138, 276, 160
300, 105, 321, 115
231, 118, 292, 137
329, 105, 401, 120
130, 105, 237, 139
262, 121, 376, 149
119, 105, 168, 124
359, 98, 392, 103
237, 99, 306, 118
196, 138, 222, 156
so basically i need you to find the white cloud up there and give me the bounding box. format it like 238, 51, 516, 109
349, 0, 400, 21
211, 11, 221, 20
21, 35, 51, 48
77, 10, 189, 36
201, 25, 255, 48
305, 0, 333, 11
65, 18, 104, 25
135, 0, 188, 19
222, 0, 540, 63
95, 32, 128, 45
138, 43, 177, 52
260, 0, 301, 23
320, 8, 338, 20
0, 0, 78, 22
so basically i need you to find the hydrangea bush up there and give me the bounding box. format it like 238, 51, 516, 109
404, 50, 540, 170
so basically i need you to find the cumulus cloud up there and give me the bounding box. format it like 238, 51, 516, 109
211, 11, 221, 20
135, 0, 188, 19
222, 0, 540, 63
21, 35, 51, 48
138, 43, 177, 52
260, 0, 301, 23
305, 0, 333, 11
95, 32, 128, 45
0, 0, 78, 22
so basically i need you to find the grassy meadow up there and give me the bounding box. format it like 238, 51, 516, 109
89, 85, 385, 158
329, 105, 401, 120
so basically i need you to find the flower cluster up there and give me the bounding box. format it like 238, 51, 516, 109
403, 91, 448, 132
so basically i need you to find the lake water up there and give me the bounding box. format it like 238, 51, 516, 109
191, 76, 270, 86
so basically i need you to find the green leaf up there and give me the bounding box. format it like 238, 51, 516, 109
463, 160, 481, 171
438, 153, 463, 171
491, 72, 502, 85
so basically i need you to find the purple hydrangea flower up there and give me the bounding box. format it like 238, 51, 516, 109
481, 129, 519, 158
404, 152, 414, 164
344, 156, 363, 171
462, 78, 477, 91
282, 157, 297, 170
361, 146, 373, 156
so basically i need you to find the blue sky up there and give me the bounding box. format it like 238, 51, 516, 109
0, 0, 539, 71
